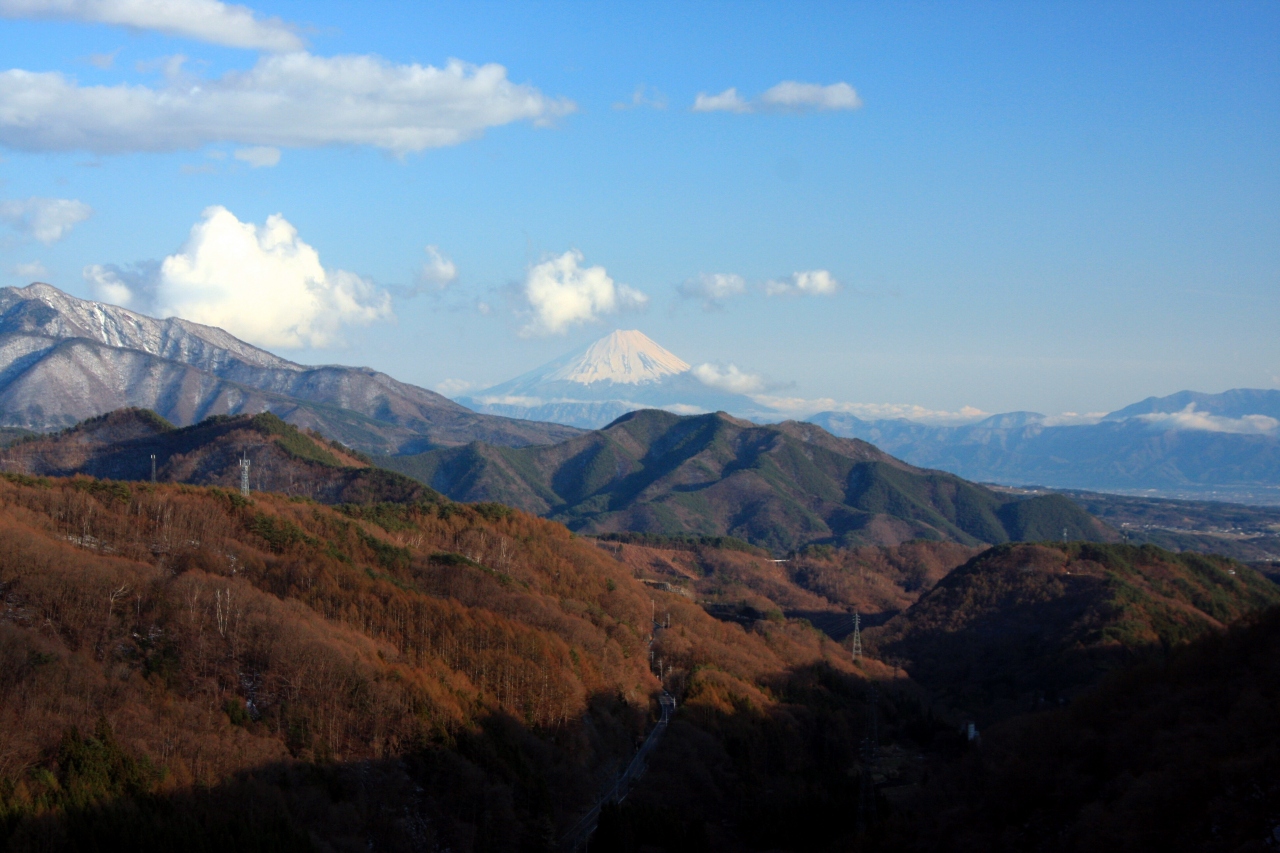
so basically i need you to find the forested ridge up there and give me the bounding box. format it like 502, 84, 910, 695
0, 472, 868, 851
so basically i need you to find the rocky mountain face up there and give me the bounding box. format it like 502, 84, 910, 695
458, 329, 760, 428
382, 409, 1113, 552
810, 388, 1280, 499
0, 283, 580, 453
0, 408, 429, 504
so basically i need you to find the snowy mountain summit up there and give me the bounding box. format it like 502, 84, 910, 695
524, 330, 691, 387
458, 329, 759, 429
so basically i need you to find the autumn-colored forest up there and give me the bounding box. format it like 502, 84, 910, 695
0, 473, 875, 851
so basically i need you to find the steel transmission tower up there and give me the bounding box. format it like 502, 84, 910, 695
240, 455, 251, 498
851, 612, 862, 660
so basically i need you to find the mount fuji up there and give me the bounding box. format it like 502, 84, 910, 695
457, 330, 761, 428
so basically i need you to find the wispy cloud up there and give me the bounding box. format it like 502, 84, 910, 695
520, 250, 648, 336
0, 196, 92, 243
693, 81, 861, 114
85, 205, 391, 348
0, 53, 574, 155
614, 84, 666, 110
756, 395, 989, 425
0, 0, 305, 51
412, 245, 457, 294
435, 378, 474, 396
233, 145, 279, 167
10, 260, 48, 279
1137, 405, 1279, 435
692, 87, 750, 113
677, 272, 746, 310
763, 269, 839, 297
692, 363, 765, 395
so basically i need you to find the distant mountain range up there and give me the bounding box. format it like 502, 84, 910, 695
382, 408, 1111, 552
458, 329, 760, 428
810, 388, 1280, 499
0, 283, 579, 454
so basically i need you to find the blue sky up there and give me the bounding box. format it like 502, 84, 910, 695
0, 0, 1276, 421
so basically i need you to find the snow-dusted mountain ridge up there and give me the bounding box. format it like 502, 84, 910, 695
0, 283, 580, 452
458, 329, 761, 429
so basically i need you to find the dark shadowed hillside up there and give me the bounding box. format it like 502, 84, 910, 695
383, 409, 1114, 552
868, 542, 1280, 723
896, 606, 1280, 853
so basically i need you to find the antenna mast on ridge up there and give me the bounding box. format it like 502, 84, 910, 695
240, 454, 251, 498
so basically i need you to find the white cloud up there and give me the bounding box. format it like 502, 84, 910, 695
520, 249, 648, 336
0, 53, 574, 155
1136, 404, 1279, 435
614, 84, 666, 110
84, 205, 390, 348
0, 0, 304, 51
435, 378, 474, 396
10, 260, 48, 278
693, 81, 861, 114
677, 272, 745, 309
764, 269, 839, 297
692, 87, 750, 113
233, 145, 279, 167
415, 245, 457, 292
692, 363, 765, 395
754, 395, 989, 425
0, 196, 93, 243
759, 81, 862, 112
1040, 412, 1107, 427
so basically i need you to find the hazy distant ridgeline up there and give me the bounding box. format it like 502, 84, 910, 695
0, 283, 580, 453
384, 409, 1112, 552
811, 388, 1280, 496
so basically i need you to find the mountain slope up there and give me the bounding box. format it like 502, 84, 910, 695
383, 409, 1113, 552
459, 329, 760, 428
868, 542, 1280, 722
0, 283, 581, 453
0, 408, 429, 504
0, 471, 864, 850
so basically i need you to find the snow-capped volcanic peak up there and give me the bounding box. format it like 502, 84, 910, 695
547, 330, 690, 385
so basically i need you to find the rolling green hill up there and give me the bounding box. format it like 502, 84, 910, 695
382, 409, 1113, 552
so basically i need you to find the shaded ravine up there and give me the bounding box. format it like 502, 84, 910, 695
560, 691, 677, 851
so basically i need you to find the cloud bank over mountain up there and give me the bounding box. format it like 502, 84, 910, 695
520, 250, 648, 336
0, 196, 92, 244
85, 205, 390, 348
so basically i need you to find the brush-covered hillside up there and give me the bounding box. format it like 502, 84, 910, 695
0, 473, 879, 851
868, 542, 1280, 722
600, 534, 980, 635
0, 408, 427, 504
382, 409, 1113, 552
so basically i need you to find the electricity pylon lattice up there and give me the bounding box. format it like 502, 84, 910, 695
240, 456, 251, 498
851, 612, 862, 660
